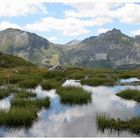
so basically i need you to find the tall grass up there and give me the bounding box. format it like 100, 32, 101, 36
96, 115, 140, 135
18, 79, 39, 89
11, 97, 50, 109
0, 88, 16, 99
0, 106, 38, 128
57, 87, 91, 105
41, 80, 61, 90
81, 77, 116, 86
15, 91, 36, 99
116, 89, 140, 102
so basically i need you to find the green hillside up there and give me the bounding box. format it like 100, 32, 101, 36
0, 52, 35, 68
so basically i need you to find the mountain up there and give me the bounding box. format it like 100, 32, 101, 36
0, 28, 64, 66
65, 39, 80, 46
0, 28, 140, 68
0, 52, 34, 68
61, 28, 140, 68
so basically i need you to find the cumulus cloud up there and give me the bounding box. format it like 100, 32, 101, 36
65, 2, 140, 25
111, 3, 140, 24
0, 21, 21, 30
0, 0, 47, 17
25, 17, 93, 36
2, 2, 139, 38
97, 28, 110, 34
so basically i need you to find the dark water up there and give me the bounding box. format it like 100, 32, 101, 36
0, 79, 140, 137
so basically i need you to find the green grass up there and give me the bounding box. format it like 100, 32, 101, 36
18, 79, 39, 89
43, 71, 66, 80
57, 87, 91, 105
96, 115, 140, 135
0, 52, 35, 68
15, 91, 36, 99
81, 77, 116, 86
41, 79, 61, 90
0, 106, 38, 128
117, 89, 140, 102
11, 97, 50, 109
0, 88, 16, 99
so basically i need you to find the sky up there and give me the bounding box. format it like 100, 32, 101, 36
0, 0, 140, 44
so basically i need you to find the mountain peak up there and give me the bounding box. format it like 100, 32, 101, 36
104, 28, 122, 35
112, 28, 121, 32
66, 39, 80, 46
2, 28, 21, 32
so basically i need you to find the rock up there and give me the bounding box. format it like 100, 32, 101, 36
48, 65, 65, 72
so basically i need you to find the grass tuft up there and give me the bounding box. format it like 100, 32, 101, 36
117, 89, 140, 102
57, 87, 91, 105
96, 115, 140, 135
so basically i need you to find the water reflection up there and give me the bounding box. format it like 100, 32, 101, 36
1, 80, 140, 137
119, 77, 140, 83
32, 85, 56, 99
0, 95, 13, 111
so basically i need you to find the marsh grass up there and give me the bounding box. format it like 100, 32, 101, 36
18, 79, 39, 89
11, 97, 50, 109
0, 106, 38, 128
41, 79, 61, 90
57, 87, 91, 105
81, 77, 116, 86
15, 91, 36, 99
0, 87, 16, 99
43, 71, 66, 80
116, 89, 140, 102
96, 115, 140, 135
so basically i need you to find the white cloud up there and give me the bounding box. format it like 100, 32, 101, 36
0, 0, 47, 17
65, 2, 140, 25
64, 3, 121, 25
0, 21, 21, 30
130, 29, 140, 36
97, 28, 110, 34
111, 3, 140, 24
48, 36, 57, 42
25, 17, 93, 36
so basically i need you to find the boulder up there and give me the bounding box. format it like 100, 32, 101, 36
48, 65, 65, 72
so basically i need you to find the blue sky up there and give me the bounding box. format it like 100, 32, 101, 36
0, 1, 140, 44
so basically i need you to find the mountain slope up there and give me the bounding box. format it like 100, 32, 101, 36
61, 28, 140, 68
0, 52, 34, 68
0, 28, 64, 66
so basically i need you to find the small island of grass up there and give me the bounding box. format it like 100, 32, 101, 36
81, 77, 116, 86
116, 89, 140, 102
57, 87, 91, 105
96, 115, 140, 135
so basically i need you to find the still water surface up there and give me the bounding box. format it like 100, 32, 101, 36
0, 79, 140, 137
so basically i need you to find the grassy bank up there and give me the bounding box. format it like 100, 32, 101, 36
57, 87, 91, 105
96, 115, 140, 135
116, 89, 140, 102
